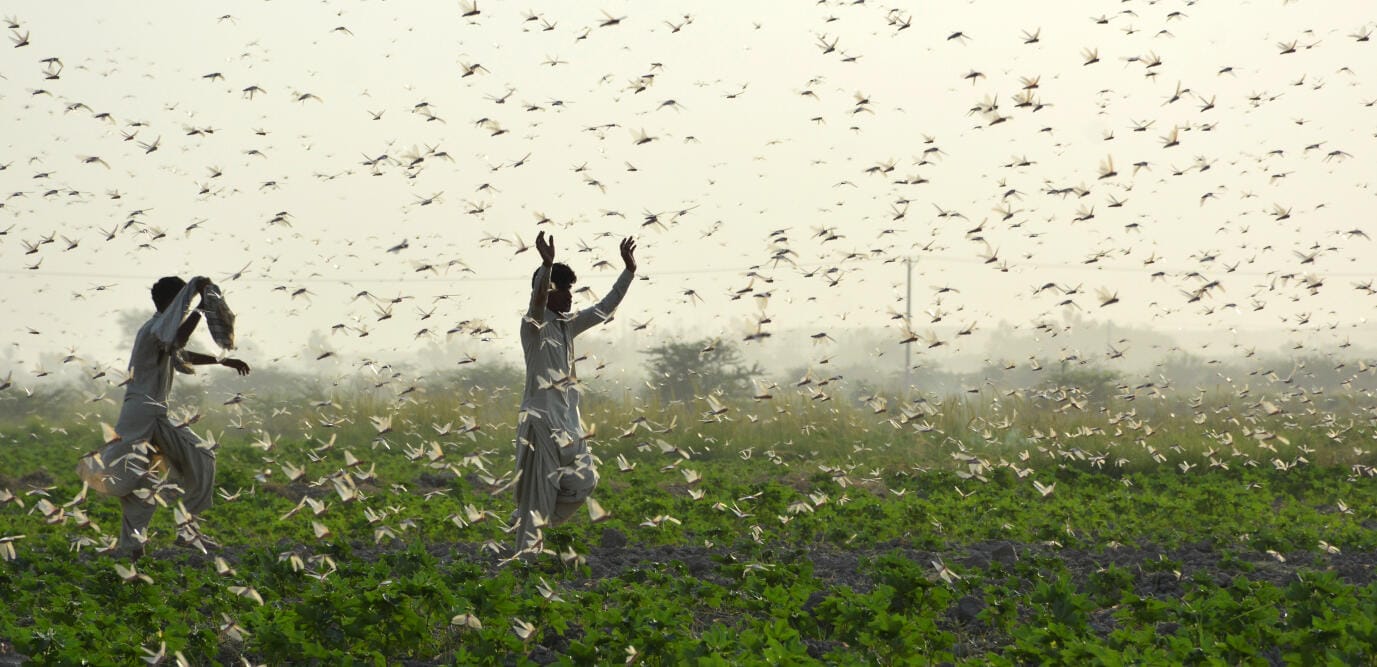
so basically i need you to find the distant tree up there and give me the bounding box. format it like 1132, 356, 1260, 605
436, 361, 524, 393
0, 384, 79, 423
118, 308, 147, 336
193, 365, 316, 404
1045, 361, 1121, 404
1156, 352, 1223, 389
643, 339, 762, 404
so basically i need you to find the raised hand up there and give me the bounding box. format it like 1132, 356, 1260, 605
620, 237, 637, 274
221, 358, 251, 376
536, 231, 555, 265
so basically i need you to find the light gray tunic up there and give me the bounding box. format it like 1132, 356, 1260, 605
77, 279, 216, 550
512, 267, 633, 553
117, 279, 202, 441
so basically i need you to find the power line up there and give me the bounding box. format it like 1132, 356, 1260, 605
0, 251, 1373, 284
0, 265, 753, 284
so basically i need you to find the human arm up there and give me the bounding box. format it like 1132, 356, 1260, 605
568, 237, 636, 337
174, 311, 202, 349
183, 351, 251, 375
151, 276, 209, 349
527, 231, 555, 322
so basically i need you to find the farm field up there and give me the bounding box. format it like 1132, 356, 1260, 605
3, 392, 1377, 665
3, 0, 1376, 664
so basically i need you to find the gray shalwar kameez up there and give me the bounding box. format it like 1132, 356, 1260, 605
513, 266, 633, 554
77, 279, 216, 552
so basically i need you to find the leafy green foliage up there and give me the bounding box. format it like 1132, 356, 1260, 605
3, 390, 1377, 663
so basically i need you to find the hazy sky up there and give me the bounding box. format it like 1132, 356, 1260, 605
1, 1, 1374, 384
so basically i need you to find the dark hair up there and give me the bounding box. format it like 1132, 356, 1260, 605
151, 276, 186, 311
533, 263, 577, 290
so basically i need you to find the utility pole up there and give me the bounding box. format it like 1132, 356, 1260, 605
904, 257, 913, 396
